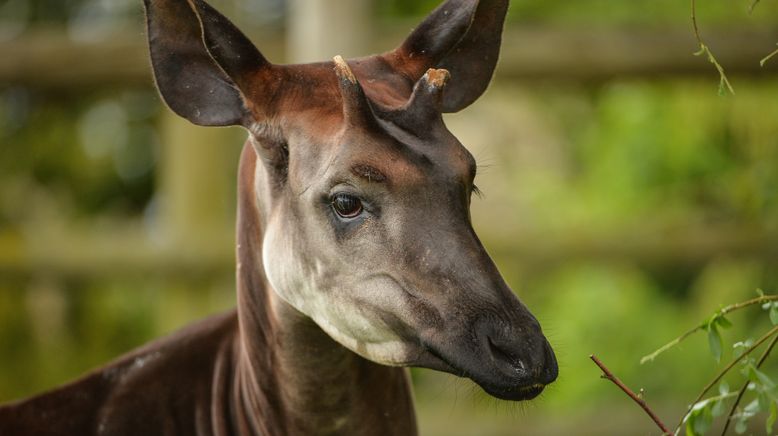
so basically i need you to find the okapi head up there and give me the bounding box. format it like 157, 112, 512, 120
145, 0, 558, 401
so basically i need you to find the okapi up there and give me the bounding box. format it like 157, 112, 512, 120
0, 0, 558, 434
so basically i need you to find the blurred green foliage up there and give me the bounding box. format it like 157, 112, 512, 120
378, 0, 778, 25
518, 80, 778, 231
0, 89, 159, 227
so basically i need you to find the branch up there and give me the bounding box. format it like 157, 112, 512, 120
690, 0, 735, 94
674, 325, 778, 434
720, 333, 778, 435
761, 45, 778, 67
641, 295, 778, 364
590, 355, 672, 435
749, 0, 761, 15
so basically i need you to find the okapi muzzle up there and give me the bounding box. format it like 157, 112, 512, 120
148, 0, 558, 401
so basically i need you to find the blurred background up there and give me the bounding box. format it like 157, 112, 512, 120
1, 0, 778, 434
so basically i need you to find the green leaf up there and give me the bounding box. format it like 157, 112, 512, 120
712, 398, 726, 417
717, 315, 733, 329
708, 324, 723, 362
770, 306, 778, 325
735, 417, 748, 434
767, 401, 777, 434
745, 398, 761, 415
719, 381, 730, 396
734, 339, 754, 358
693, 406, 713, 435
760, 391, 771, 412
757, 288, 766, 297
751, 367, 776, 389
685, 413, 697, 436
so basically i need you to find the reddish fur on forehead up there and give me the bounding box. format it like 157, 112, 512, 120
345, 143, 426, 187
351, 164, 387, 183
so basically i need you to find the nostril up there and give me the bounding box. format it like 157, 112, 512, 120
487, 336, 509, 361
487, 336, 524, 372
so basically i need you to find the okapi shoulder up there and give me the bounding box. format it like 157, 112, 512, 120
0, 311, 239, 436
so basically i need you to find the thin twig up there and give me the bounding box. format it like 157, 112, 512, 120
590, 355, 672, 435
761, 45, 778, 67
641, 295, 778, 364
720, 333, 778, 435
690, 0, 735, 94
674, 325, 778, 434
749, 0, 761, 15
719, 295, 778, 315
691, 0, 702, 44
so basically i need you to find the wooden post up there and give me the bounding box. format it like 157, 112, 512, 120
157, 110, 240, 253
286, 0, 372, 63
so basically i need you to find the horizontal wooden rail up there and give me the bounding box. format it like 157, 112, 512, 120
1, 225, 775, 278
0, 229, 234, 279
486, 228, 778, 270
496, 26, 778, 81
2, 26, 777, 87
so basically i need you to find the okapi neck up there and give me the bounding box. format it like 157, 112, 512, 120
232, 143, 417, 435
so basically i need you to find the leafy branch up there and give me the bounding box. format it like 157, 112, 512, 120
721, 333, 778, 435
595, 291, 778, 436
640, 294, 778, 364
690, 0, 778, 92
675, 324, 778, 434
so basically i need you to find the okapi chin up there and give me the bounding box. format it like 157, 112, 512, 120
0, 0, 557, 434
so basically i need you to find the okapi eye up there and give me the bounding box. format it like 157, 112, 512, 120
332, 193, 363, 219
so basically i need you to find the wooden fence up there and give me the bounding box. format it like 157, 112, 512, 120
2, 22, 778, 279
2, 26, 778, 86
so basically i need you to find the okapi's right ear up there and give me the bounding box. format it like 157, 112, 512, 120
387, 0, 509, 113
144, 0, 270, 127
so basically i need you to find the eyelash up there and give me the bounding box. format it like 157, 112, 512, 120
472, 184, 484, 199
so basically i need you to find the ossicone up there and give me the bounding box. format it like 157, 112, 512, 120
333, 55, 379, 129
404, 68, 451, 119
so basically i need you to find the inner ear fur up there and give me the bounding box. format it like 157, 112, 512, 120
144, 0, 274, 127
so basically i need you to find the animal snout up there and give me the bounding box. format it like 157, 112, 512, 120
478, 318, 558, 393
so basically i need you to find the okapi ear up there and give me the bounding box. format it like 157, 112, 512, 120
144, 0, 270, 127
387, 0, 509, 113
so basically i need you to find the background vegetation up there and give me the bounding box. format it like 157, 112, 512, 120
1, 0, 777, 434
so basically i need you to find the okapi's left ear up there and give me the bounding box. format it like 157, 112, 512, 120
386, 0, 509, 113
144, 0, 273, 127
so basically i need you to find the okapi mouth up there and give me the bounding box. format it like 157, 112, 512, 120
481, 381, 547, 402
421, 337, 556, 402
